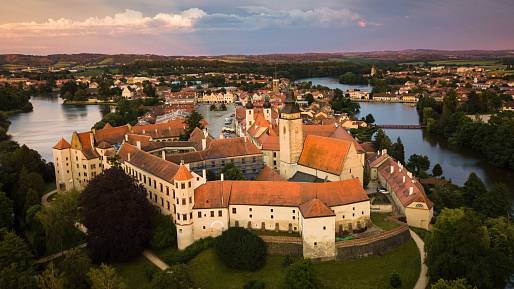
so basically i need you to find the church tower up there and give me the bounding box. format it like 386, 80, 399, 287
279, 89, 303, 178
245, 96, 254, 131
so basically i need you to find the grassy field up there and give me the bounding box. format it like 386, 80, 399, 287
410, 227, 431, 243
428, 59, 499, 66
188, 240, 420, 289
114, 256, 157, 289
371, 213, 401, 231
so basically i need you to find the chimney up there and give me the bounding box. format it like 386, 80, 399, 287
409, 187, 414, 195
136, 141, 141, 149
127, 153, 131, 161
382, 149, 387, 155
407, 172, 412, 178
202, 138, 207, 150
221, 173, 224, 182
161, 150, 166, 160
390, 165, 394, 174
125, 134, 128, 141
142, 129, 145, 134
202, 169, 206, 180
402, 176, 405, 183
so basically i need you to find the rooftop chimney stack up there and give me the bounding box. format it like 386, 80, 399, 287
403, 176, 406, 183
202, 169, 206, 181
161, 150, 166, 160
127, 153, 131, 162
221, 173, 224, 182
202, 138, 207, 150
409, 187, 414, 195
390, 165, 394, 174
136, 141, 141, 149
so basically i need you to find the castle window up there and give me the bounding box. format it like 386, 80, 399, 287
210, 211, 214, 217
218, 210, 222, 217
314, 242, 317, 246
343, 215, 345, 219
323, 226, 326, 230
190, 213, 192, 219
160, 184, 163, 192
161, 198, 164, 206
167, 201, 170, 210
232, 208, 237, 214
153, 180, 156, 189
182, 199, 186, 205
249, 208, 252, 211
271, 215, 274, 219
352, 213, 355, 217
188, 181, 191, 188
362, 211, 364, 215
203, 226, 206, 229
181, 183, 185, 189
270, 208, 273, 212
177, 214, 180, 220
183, 214, 187, 220
353, 207, 355, 210
189, 197, 192, 204
173, 190, 175, 199
176, 199, 179, 205
292, 216, 295, 220
292, 209, 295, 213
198, 212, 202, 218
166, 187, 169, 196
249, 214, 252, 218
66, 163, 69, 166
179, 229, 182, 233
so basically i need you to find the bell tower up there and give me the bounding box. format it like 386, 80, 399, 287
279, 89, 303, 178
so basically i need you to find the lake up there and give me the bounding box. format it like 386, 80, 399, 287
300, 77, 514, 189
7, 98, 232, 163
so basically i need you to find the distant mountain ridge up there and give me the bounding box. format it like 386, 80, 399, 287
1, 49, 513, 67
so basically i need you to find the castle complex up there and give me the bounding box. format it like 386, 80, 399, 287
52, 90, 432, 259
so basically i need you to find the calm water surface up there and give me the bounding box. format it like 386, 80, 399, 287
8, 97, 106, 162
301, 77, 514, 189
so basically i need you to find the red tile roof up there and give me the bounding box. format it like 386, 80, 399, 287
94, 124, 130, 145
300, 199, 335, 218
255, 165, 285, 181
127, 147, 180, 183
298, 135, 351, 175
174, 164, 194, 181
193, 179, 368, 209
53, 137, 71, 150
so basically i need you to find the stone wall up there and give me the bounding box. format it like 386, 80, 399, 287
335, 225, 411, 260
260, 235, 303, 257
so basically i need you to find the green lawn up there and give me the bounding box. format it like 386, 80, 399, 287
410, 227, 431, 243
188, 240, 420, 289
371, 213, 401, 231
113, 256, 157, 289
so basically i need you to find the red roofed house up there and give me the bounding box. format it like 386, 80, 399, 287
368, 151, 433, 229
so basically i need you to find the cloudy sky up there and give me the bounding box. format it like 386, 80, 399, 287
1, 0, 513, 55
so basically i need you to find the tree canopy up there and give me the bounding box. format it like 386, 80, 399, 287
214, 227, 266, 271
80, 167, 155, 262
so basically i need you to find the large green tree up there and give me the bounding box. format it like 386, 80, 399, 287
60, 249, 92, 289
389, 137, 405, 164
373, 129, 391, 152
406, 154, 430, 177
222, 163, 245, 180
462, 173, 487, 208
80, 167, 155, 262
180, 110, 205, 140
214, 227, 266, 271
284, 260, 320, 289
0, 230, 37, 289
0, 192, 14, 229
474, 183, 512, 218
149, 265, 195, 289
88, 264, 127, 289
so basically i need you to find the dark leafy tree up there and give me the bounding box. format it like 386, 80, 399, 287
80, 167, 155, 262
373, 129, 392, 152
37, 262, 66, 289
474, 183, 512, 218
406, 154, 430, 177
150, 214, 177, 250
284, 260, 320, 289
364, 113, 375, 124
462, 173, 486, 208
0, 192, 14, 229
330, 89, 360, 115
214, 227, 266, 271
87, 264, 127, 289
180, 110, 205, 141
389, 137, 405, 164
38, 190, 83, 254
222, 163, 245, 180
60, 249, 92, 289
0, 230, 37, 289
432, 164, 443, 177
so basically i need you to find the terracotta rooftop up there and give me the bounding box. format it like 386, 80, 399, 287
255, 165, 285, 181
94, 124, 130, 145
174, 164, 194, 181
299, 198, 335, 218
298, 135, 351, 175
193, 178, 368, 209
127, 147, 180, 183
53, 137, 71, 150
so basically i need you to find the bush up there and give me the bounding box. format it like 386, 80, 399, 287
150, 214, 177, 250
244, 280, 266, 289
390, 272, 401, 288
214, 227, 266, 271
282, 255, 296, 268
284, 260, 320, 289
144, 263, 159, 280
164, 237, 214, 265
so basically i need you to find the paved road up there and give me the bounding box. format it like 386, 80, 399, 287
410, 229, 428, 289
41, 189, 57, 207
143, 250, 170, 270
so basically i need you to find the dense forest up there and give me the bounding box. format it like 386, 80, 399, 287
0, 86, 33, 112
417, 91, 514, 170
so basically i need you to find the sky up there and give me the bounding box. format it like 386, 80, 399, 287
1, 0, 513, 55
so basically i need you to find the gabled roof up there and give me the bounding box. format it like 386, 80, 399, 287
255, 165, 285, 181
94, 124, 130, 145
53, 137, 71, 150
300, 199, 335, 218
193, 178, 368, 209
298, 135, 351, 175
127, 147, 180, 183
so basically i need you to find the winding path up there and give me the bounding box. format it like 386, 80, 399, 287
410, 229, 428, 289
